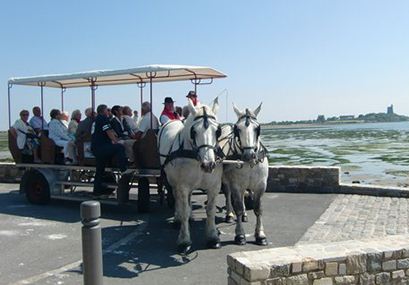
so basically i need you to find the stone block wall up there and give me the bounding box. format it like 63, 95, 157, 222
267, 166, 340, 193
227, 235, 409, 285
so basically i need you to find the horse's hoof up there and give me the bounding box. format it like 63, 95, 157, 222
234, 235, 246, 245
255, 236, 268, 246
242, 215, 248, 223
177, 242, 192, 255
225, 215, 234, 223
207, 238, 221, 249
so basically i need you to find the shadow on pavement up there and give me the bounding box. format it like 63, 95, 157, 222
0, 190, 144, 224
100, 198, 225, 279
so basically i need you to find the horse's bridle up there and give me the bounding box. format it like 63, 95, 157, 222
233, 109, 261, 152
190, 107, 222, 153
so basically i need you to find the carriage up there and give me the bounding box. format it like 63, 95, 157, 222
7, 65, 227, 212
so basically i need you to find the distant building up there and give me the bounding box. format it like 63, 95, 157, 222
340, 115, 355, 120
316, 115, 325, 123
387, 104, 394, 115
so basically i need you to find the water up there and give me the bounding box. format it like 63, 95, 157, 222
262, 121, 409, 187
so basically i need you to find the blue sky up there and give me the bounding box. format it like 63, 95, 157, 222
1, 0, 409, 129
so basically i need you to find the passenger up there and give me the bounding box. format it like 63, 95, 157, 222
29, 106, 48, 134
91, 104, 130, 196
61, 111, 70, 128
159, 97, 180, 125
107, 108, 113, 120
182, 105, 190, 119
182, 90, 200, 118
48, 109, 77, 164
175, 106, 183, 119
133, 110, 139, 124
138, 101, 159, 133
12, 110, 41, 162
68, 109, 82, 136
75, 107, 94, 141
122, 106, 140, 135
110, 105, 137, 163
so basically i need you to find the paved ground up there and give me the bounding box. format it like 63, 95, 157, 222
297, 194, 409, 244
0, 184, 336, 285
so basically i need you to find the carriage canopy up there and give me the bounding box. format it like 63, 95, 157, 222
8, 65, 227, 89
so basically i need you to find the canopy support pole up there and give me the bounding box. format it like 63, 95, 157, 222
149, 77, 153, 129
38, 82, 46, 131
146, 72, 157, 129
61, 87, 66, 111
7, 83, 12, 128
89, 78, 97, 113
137, 82, 146, 116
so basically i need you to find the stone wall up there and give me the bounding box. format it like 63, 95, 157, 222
267, 165, 340, 193
1, 163, 409, 198
227, 234, 409, 285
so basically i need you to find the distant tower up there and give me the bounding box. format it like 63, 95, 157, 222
387, 104, 394, 115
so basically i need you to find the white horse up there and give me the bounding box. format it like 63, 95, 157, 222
220, 103, 269, 246
158, 98, 223, 253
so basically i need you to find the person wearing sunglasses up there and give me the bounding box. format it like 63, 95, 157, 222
12, 110, 41, 162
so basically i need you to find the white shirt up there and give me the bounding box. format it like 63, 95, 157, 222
123, 115, 139, 133
138, 112, 159, 133
12, 119, 35, 149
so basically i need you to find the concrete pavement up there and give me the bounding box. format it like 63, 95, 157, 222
0, 183, 336, 285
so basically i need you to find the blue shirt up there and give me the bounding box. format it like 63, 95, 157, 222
29, 116, 49, 131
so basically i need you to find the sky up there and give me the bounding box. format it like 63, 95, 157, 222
1, 0, 409, 130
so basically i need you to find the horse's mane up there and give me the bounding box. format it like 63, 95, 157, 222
243, 108, 256, 119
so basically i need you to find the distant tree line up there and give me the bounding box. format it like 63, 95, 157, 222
267, 112, 409, 125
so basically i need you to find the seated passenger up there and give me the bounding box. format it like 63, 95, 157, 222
138, 102, 159, 134
12, 110, 41, 162
133, 110, 139, 124
110, 105, 137, 163
175, 106, 183, 120
68, 109, 82, 136
75, 107, 94, 141
122, 106, 140, 135
61, 111, 70, 128
29, 106, 48, 134
48, 109, 77, 164
160, 97, 180, 125
91, 104, 130, 196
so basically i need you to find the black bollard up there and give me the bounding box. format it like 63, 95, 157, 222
81, 201, 103, 285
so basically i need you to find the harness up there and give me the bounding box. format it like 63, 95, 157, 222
219, 111, 267, 166
159, 108, 223, 167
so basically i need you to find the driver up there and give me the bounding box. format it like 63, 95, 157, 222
91, 104, 131, 196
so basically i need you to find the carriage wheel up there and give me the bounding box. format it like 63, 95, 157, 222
21, 169, 50, 205
137, 177, 150, 213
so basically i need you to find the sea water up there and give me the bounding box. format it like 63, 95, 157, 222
262, 121, 409, 187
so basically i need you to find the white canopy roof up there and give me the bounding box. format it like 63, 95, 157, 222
8, 64, 227, 88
